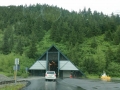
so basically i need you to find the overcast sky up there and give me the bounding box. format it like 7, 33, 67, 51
0, 0, 120, 15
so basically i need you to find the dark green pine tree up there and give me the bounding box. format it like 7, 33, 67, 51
15, 37, 23, 55
1, 26, 12, 54
105, 47, 115, 69
50, 22, 61, 42
104, 30, 113, 41
91, 37, 98, 48
26, 33, 37, 59
113, 34, 120, 45
83, 57, 97, 74
9, 33, 14, 52
2, 36, 10, 54
68, 43, 81, 66
113, 26, 120, 45
115, 45, 120, 63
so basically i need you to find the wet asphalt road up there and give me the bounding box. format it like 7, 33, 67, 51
62, 78, 120, 90
22, 77, 120, 90
22, 78, 81, 90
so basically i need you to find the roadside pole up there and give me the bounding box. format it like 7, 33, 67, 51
14, 58, 19, 84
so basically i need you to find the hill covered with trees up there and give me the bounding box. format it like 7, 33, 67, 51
0, 4, 120, 77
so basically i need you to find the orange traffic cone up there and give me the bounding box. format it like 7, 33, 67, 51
70, 74, 72, 78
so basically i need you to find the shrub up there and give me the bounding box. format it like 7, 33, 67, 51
21, 73, 28, 78
107, 62, 120, 77
6, 73, 13, 77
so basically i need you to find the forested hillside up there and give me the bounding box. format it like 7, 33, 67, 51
0, 4, 120, 77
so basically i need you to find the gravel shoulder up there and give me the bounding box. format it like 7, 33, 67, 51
0, 74, 13, 81
0, 74, 44, 81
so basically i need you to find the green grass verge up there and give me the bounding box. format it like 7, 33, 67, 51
86, 74, 100, 79
0, 83, 25, 90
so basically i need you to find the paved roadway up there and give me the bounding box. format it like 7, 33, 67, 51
21, 77, 120, 90
61, 78, 120, 90
22, 78, 79, 90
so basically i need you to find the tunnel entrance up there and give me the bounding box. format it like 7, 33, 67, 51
48, 60, 58, 76
47, 48, 59, 76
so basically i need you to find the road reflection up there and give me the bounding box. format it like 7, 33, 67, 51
44, 80, 84, 90
21, 78, 120, 90
44, 81, 56, 90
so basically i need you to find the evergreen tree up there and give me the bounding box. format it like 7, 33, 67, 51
115, 45, 120, 63
14, 36, 23, 55
104, 30, 113, 41
105, 47, 115, 69
26, 33, 37, 59
1, 26, 12, 54
113, 26, 120, 45
91, 37, 98, 48
2, 36, 10, 54
83, 57, 97, 74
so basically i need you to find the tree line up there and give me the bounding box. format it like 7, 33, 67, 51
0, 4, 120, 76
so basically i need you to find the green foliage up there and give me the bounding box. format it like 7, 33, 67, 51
86, 74, 100, 79
0, 53, 34, 76
104, 30, 113, 41
14, 36, 24, 55
6, 72, 13, 77
0, 83, 25, 90
105, 47, 115, 69
1, 27, 13, 54
0, 4, 120, 77
21, 73, 29, 78
115, 45, 120, 63
41, 5, 61, 22
25, 33, 38, 59
90, 37, 98, 48
107, 62, 120, 77
113, 26, 120, 45
83, 57, 97, 74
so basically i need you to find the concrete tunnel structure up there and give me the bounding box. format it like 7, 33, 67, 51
29, 45, 84, 78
